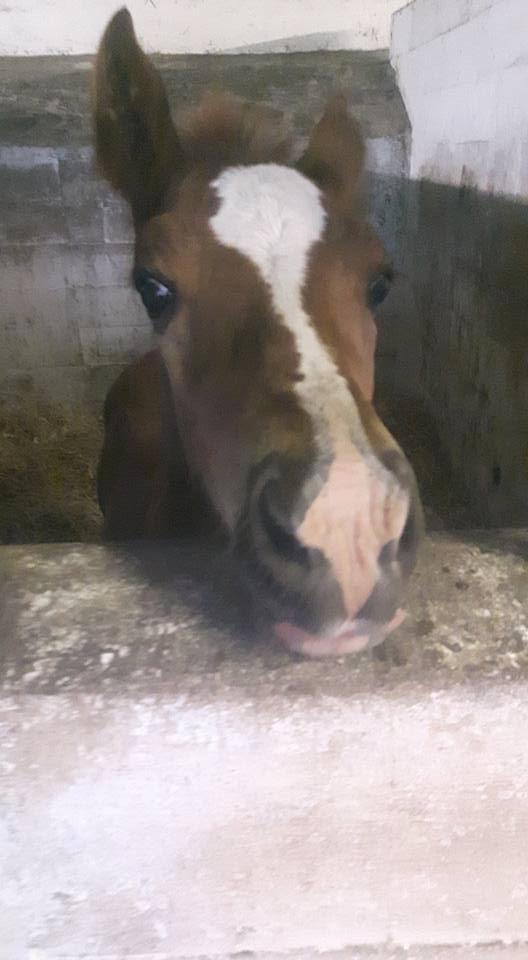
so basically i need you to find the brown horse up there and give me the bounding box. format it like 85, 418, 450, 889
94, 8, 423, 657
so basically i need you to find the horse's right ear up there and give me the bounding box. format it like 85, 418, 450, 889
298, 94, 365, 213
93, 7, 184, 221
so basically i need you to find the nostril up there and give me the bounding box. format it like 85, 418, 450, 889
397, 503, 419, 576
378, 538, 399, 568
378, 505, 419, 580
380, 447, 414, 489
257, 482, 310, 568
401, 506, 416, 550
380, 447, 422, 576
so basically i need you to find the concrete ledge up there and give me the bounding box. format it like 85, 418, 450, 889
1, 532, 527, 958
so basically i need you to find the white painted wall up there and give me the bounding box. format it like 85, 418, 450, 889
391, 0, 528, 197
0, 0, 403, 56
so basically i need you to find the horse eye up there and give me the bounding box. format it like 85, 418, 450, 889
134, 269, 176, 325
367, 271, 393, 309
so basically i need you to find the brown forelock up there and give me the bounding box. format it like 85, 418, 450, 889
303, 216, 388, 402
177, 92, 294, 170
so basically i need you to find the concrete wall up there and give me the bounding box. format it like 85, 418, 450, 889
0, 0, 403, 55
387, 0, 528, 526
0, 51, 409, 408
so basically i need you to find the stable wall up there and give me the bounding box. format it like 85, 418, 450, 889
392, 0, 528, 193
389, 0, 528, 526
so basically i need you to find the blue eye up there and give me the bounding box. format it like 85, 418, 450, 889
134, 268, 177, 330
367, 270, 393, 309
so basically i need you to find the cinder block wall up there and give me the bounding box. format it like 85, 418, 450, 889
0, 51, 410, 408
392, 0, 528, 192
390, 0, 528, 526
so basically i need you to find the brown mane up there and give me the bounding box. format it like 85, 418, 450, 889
178, 92, 294, 169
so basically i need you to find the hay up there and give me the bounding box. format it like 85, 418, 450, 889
0, 391, 103, 544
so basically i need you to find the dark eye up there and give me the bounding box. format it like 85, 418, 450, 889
367, 270, 393, 309
134, 268, 177, 332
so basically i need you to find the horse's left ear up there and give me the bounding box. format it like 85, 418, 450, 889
298, 94, 365, 211
93, 7, 185, 222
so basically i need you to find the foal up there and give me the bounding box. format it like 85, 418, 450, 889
94, 8, 423, 657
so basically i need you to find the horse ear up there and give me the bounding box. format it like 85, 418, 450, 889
298, 95, 365, 212
93, 7, 184, 221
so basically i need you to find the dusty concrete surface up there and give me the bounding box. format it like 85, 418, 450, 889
0, 533, 527, 958
1, 531, 527, 693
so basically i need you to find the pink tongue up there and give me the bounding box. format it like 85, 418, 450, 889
274, 608, 407, 658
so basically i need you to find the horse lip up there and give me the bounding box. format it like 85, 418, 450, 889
273, 608, 407, 658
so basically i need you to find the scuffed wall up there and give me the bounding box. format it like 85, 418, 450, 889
392, 0, 528, 195
389, 0, 528, 525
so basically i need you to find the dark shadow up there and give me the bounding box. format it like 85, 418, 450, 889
104, 536, 252, 629
368, 172, 528, 532
100, 536, 287, 663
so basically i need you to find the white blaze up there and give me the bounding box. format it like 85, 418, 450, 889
209, 163, 369, 460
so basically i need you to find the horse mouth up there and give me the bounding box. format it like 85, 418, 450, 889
273, 607, 407, 658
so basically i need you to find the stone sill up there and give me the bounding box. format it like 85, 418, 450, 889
1, 533, 528, 956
